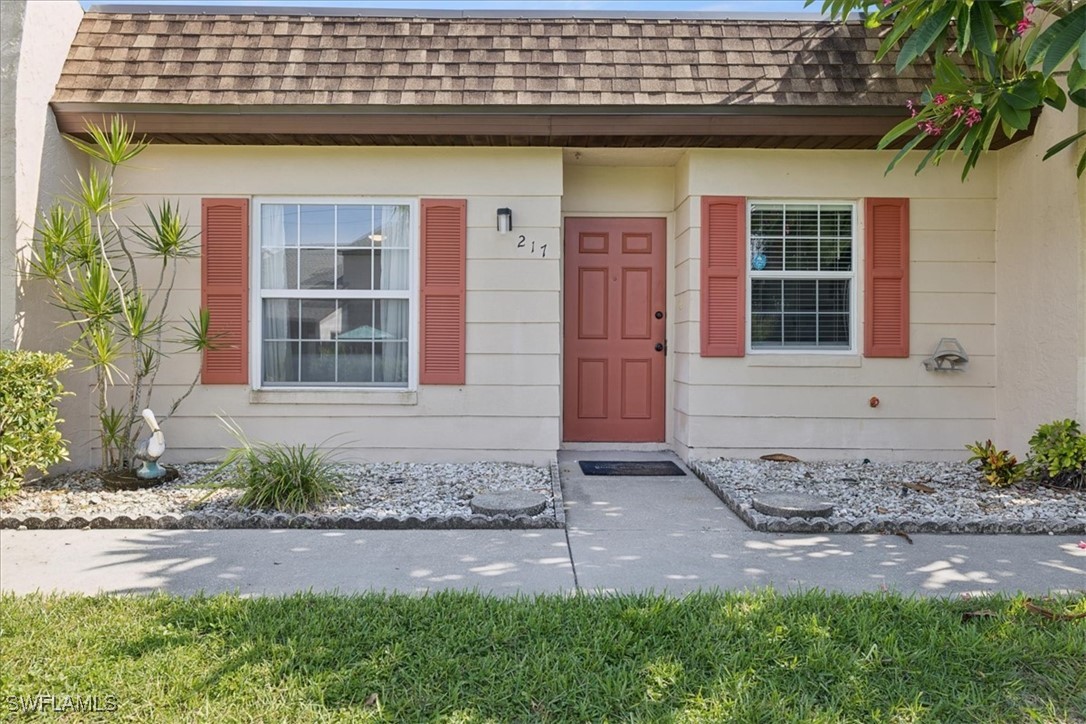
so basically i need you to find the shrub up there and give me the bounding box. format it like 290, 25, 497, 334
211, 419, 344, 513
1026, 419, 1086, 490
965, 439, 1023, 487
0, 351, 72, 493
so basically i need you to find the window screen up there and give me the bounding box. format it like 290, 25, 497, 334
749, 203, 855, 350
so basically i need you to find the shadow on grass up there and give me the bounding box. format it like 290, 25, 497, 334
5, 590, 1083, 721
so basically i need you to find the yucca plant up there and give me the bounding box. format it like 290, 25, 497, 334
29, 117, 214, 470
210, 418, 345, 514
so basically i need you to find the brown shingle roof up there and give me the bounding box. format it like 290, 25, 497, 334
54, 12, 929, 109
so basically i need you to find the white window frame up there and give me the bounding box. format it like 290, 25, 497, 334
249, 196, 420, 391
746, 199, 858, 355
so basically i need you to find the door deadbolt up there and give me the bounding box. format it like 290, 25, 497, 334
655, 343, 664, 352
655, 311, 664, 319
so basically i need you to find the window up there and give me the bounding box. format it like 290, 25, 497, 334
253, 199, 417, 388
748, 201, 856, 352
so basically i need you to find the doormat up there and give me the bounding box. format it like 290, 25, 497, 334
578, 460, 686, 476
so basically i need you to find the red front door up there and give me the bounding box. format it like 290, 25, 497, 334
563, 217, 666, 442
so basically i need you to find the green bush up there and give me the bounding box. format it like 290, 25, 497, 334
210, 419, 344, 513
1026, 419, 1086, 490
965, 439, 1023, 487
0, 351, 72, 493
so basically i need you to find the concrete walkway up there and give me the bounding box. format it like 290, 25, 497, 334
2, 451, 1083, 597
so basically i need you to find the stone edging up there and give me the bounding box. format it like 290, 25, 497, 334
688, 461, 1086, 535
1, 464, 567, 532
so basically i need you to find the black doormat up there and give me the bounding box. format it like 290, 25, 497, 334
578, 460, 686, 476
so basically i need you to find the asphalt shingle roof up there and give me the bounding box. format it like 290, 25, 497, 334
55, 12, 930, 109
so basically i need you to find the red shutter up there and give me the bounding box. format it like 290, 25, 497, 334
864, 197, 910, 358
700, 196, 746, 357
420, 199, 467, 384
201, 198, 249, 384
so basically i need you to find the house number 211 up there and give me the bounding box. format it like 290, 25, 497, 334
516, 235, 547, 258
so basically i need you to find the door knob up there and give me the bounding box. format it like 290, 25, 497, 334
655, 311, 664, 319
655, 343, 664, 352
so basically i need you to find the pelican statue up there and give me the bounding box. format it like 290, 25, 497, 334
134, 408, 166, 479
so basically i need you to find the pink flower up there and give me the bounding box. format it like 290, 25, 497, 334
952, 106, 965, 119
1025, 2, 1036, 16
906, 99, 918, 117
934, 93, 947, 105
964, 107, 982, 127
1079, 540, 1086, 549
922, 121, 943, 136
883, 0, 892, 6
1016, 18, 1034, 36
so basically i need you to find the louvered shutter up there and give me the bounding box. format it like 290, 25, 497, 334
864, 197, 910, 358
420, 199, 467, 384
700, 196, 746, 357
201, 198, 249, 384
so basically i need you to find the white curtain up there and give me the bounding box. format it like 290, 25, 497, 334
261, 205, 293, 383
379, 205, 411, 384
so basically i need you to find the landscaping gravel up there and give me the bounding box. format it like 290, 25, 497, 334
0, 462, 562, 529
691, 458, 1086, 534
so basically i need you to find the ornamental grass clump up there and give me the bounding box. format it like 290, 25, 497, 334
213, 419, 344, 513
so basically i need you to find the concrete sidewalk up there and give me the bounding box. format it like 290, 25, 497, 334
2, 451, 1083, 597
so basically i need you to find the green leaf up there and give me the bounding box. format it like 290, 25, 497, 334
885, 131, 927, 175
1043, 130, 1086, 161
896, 4, 956, 73
1068, 63, 1086, 94
1003, 77, 1042, 110
969, 1, 998, 58
1044, 85, 1067, 112
995, 96, 1031, 130
1035, 4, 1086, 78
1071, 88, 1086, 108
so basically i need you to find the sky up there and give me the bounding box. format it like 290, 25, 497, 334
79, 0, 824, 15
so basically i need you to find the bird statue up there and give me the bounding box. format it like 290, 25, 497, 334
134, 408, 167, 480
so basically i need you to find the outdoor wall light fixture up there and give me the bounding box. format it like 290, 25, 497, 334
497, 207, 513, 234
923, 337, 969, 372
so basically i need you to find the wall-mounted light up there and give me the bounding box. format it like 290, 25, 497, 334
923, 337, 969, 372
497, 207, 513, 234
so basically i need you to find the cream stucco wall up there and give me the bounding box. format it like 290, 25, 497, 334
678, 149, 999, 460
1, 0, 84, 350
994, 107, 1086, 455
75, 146, 565, 466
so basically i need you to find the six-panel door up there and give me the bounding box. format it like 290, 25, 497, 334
563, 217, 666, 442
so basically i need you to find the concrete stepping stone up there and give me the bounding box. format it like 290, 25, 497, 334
470, 490, 547, 517
751, 493, 834, 519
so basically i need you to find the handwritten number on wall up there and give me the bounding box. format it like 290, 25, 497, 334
512, 234, 547, 258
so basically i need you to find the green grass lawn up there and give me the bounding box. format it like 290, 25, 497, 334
1, 590, 1083, 722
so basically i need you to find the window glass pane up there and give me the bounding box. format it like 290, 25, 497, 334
298, 205, 336, 247
783, 314, 817, 345
262, 299, 300, 339
261, 204, 297, 247
298, 249, 335, 289
374, 342, 408, 384
338, 249, 373, 290
377, 205, 412, 248
338, 342, 375, 383
785, 205, 819, 236
783, 279, 817, 312
751, 314, 782, 347
751, 279, 782, 313
819, 238, 852, 272
749, 204, 783, 236
818, 279, 850, 313
818, 314, 850, 346
299, 299, 337, 340
262, 341, 298, 383
337, 205, 373, 248
373, 249, 410, 290
261, 248, 298, 290
819, 205, 852, 237
784, 238, 818, 271
300, 341, 336, 383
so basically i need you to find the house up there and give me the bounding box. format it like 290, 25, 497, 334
4, 2, 1084, 467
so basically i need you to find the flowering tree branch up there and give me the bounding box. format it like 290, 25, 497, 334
810, 0, 1086, 179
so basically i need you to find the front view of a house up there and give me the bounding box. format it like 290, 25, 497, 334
12, 6, 1086, 467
